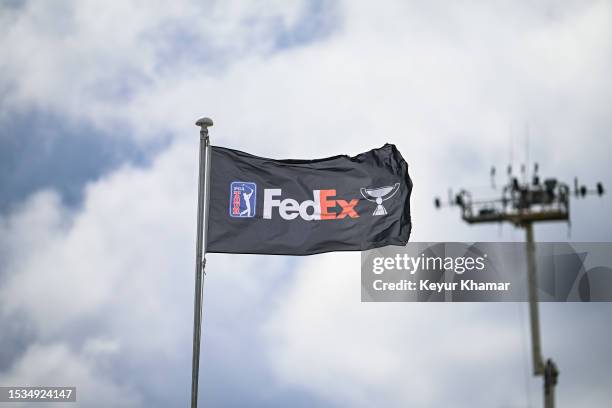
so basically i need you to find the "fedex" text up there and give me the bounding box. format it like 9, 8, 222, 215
263, 189, 359, 220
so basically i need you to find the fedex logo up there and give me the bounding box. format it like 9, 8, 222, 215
263, 189, 359, 221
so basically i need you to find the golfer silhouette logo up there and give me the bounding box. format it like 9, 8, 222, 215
229, 182, 257, 218
240, 186, 254, 216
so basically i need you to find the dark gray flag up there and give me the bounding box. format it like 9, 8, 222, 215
206, 143, 412, 255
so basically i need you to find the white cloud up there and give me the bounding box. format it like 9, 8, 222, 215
0, 342, 142, 407
0, 0, 308, 138
264, 253, 529, 407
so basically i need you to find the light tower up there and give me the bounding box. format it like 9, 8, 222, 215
434, 163, 604, 408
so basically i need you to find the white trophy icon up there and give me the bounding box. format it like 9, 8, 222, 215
360, 183, 400, 216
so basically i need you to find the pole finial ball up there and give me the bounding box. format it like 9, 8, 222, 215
195, 117, 213, 128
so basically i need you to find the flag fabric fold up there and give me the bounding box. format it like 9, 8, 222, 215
206, 143, 412, 255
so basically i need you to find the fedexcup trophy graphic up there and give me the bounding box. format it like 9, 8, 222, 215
360, 183, 400, 216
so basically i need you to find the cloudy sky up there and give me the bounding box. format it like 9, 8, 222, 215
1, 0, 611, 407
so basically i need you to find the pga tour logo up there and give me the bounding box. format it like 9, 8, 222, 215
229, 182, 256, 218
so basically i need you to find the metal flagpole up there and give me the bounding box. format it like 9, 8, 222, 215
191, 117, 213, 408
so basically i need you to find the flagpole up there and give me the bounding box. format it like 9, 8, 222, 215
191, 117, 213, 408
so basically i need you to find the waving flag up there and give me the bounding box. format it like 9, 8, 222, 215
205, 143, 412, 255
